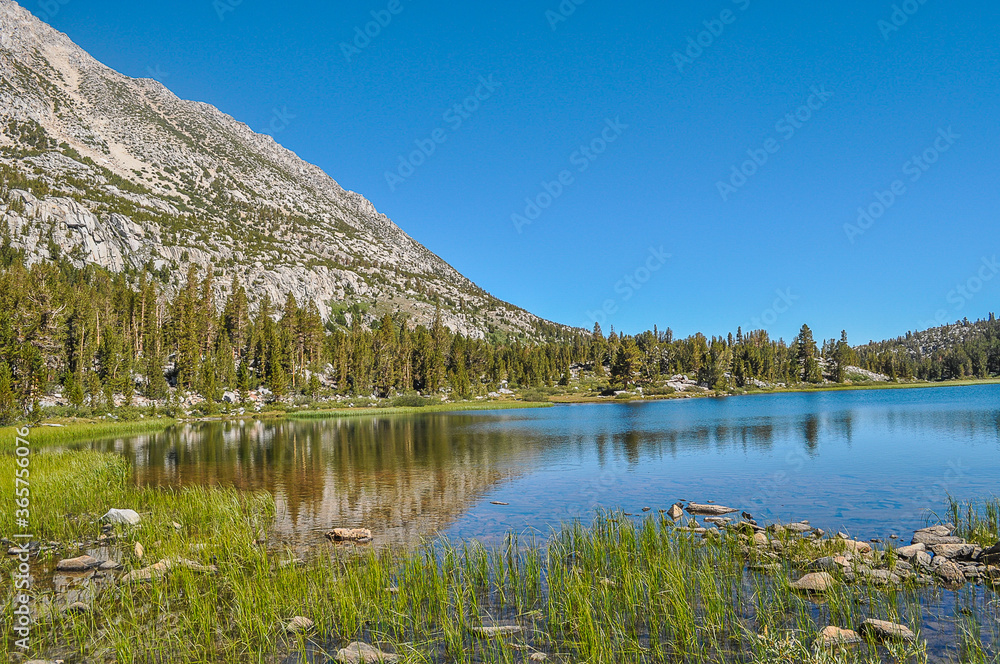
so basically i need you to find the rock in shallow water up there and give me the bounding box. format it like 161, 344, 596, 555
861, 619, 916, 642
685, 503, 737, 516
285, 616, 314, 634
335, 642, 399, 664
790, 572, 835, 593
326, 528, 373, 542
815, 626, 861, 647
935, 560, 966, 585
56, 555, 101, 572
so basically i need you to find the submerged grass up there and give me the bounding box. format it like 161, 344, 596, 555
2, 453, 996, 663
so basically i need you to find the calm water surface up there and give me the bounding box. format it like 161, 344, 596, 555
93, 385, 1000, 547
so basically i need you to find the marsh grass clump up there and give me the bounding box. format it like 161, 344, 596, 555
949, 496, 1000, 547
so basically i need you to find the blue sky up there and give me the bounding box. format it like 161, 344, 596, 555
29, 0, 1000, 343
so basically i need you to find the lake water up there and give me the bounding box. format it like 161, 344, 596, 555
93, 384, 1000, 548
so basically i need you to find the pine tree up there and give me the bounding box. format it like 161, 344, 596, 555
0, 362, 16, 425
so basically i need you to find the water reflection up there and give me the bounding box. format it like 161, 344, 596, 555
87, 385, 1000, 545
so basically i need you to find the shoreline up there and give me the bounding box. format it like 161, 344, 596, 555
4, 377, 999, 447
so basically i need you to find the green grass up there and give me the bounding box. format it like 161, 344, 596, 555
0, 418, 176, 451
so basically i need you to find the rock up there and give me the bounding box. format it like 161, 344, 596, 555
56, 555, 101, 572
170, 558, 218, 573
172, 522, 183, 531
809, 557, 842, 572
685, 503, 737, 516
335, 642, 399, 664
815, 626, 862, 648
860, 619, 915, 642
842, 540, 873, 555
935, 560, 965, 585
667, 504, 684, 520
786, 522, 812, 534
912, 532, 963, 545
528, 654, 548, 663
326, 528, 373, 542
99, 560, 122, 571
753, 532, 769, 547
979, 541, 1000, 564
471, 625, 522, 637
285, 616, 314, 634
134, 542, 144, 560
863, 569, 902, 586
65, 602, 91, 614
490, 502, 510, 506
101, 508, 141, 525
120, 560, 171, 583
895, 543, 926, 559
790, 572, 835, 593
914, 524, 954, 537
914, 551, 933, 568
930, 543, 976, 559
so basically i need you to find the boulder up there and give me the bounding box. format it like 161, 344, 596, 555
667, 504, 684, 520
815, 626, 862, 648
101, 508, 141, 525
790, 572, 835, 593
860, 619, 915, 642
977, 541, 1000, 564
335, 642, 399, 664
914, 524, 954, 537
56, 555, 101, 572
912, 532, 963, 546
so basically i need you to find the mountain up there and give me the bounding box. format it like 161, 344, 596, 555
0, 0, 568, 340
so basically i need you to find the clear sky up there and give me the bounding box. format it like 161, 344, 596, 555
28, 0, 1000, 344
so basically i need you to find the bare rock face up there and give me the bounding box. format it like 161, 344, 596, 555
0, 0, 570, 340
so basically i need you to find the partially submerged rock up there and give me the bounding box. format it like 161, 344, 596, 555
930, 543, 976, 559
285, 616, 314, 634
119, 558, 217, 583
790, 572, 835, 593
685, 503, 737, 516
815, 626, 862, 648
335, 642, 399, 664
101, 508, 141, 525
861, 619, 916, 642
56, 555, 101, 572
894, 543, 926, 559
471, 625, 522, 637
667, 504, 684, 520
935, 560, 966, 585
326, 528, 373, 543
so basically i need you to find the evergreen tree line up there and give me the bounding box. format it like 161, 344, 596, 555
0, 245, 997, 424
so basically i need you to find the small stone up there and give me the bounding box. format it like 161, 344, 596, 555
529, 653, 548, 663
791, 572, 835, 593
861, 619, 915, 642
134, 542, 144, 560
842, 540, 873, 556
120, 560, 171, 583
172, 522, 183, 531
491, 501, 510, 506
98, 560, 122, 571
335, 642, 399, 664
815, 626, 862, 648
753, 532, 768, 547
56, 555, 101, 572
65, 602, 91, 614
285, 616, 314, 634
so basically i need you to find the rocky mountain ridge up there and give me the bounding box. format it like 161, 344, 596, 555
0, 0, 569, 340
